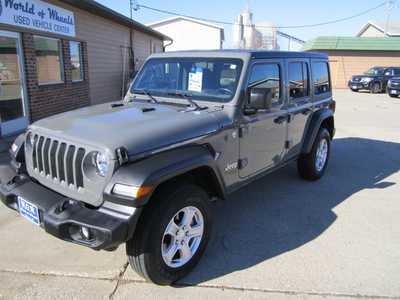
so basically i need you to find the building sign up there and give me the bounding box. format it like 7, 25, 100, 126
0, 0, 75, 37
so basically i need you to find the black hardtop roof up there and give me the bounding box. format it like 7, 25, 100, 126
249, 50, 328, 59
154, 49, 328, 60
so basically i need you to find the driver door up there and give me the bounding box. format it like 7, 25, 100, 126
239, 60, 288, 178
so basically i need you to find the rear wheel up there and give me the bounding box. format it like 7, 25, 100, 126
370, 82, 381, 94
298, 128, 331, 181
126, 184, 212, 285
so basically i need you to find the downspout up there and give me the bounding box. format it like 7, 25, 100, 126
163, 38, 173, 52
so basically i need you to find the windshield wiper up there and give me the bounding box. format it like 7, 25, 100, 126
167, 91, 205, 110
132, 89, 159, 104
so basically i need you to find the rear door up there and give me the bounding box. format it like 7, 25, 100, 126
239, 59, 288, 178
286, 59, 313, 156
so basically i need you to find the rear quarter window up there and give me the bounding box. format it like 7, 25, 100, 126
312, 62, 331, 96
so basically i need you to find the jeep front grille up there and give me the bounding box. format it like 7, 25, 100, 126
31, 135, 86, 189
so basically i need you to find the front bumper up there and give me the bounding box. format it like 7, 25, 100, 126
348, 81, 371, 90
0, 162, 142, 251
387, 86, 400, 95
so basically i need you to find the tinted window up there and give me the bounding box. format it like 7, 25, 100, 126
69, 41, 83, 82
364, 68, 385, 76
249, 63, 281, 105
312, 62, 331, 95
34, 36, 63, 84
384, 69, 393, 76
394, 68, 400, 76
289, 62, 309, 99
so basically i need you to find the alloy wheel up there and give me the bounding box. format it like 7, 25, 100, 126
161, 206, 204, 268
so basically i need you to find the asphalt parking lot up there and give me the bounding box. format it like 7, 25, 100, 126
0, 90, 399, 300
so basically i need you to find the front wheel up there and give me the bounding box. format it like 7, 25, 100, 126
298, 128, 331, 181
370, 82, 381, 94
126, 184, 212, 285
389, 94, 399, 98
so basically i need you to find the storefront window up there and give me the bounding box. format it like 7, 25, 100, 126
69, 41, 83, 82
34, 36, 63, 85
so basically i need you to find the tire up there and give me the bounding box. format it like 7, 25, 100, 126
350, 88, 358, 92
298, 128, 331, 181
389, 94, 399, 98
126, 183, 212, 285
370, 82, 381, 94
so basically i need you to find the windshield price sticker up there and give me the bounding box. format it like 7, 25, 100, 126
188, 67, 203, 92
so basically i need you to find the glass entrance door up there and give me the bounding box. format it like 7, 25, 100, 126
0, 30, 28, 137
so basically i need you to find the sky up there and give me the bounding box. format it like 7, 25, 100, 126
95, 0, 399, 49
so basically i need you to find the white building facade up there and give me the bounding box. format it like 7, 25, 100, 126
357, 21, 400, 37
148, 16, 225, 51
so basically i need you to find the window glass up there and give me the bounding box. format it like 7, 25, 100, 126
249, 63, 281, 105
384, 69, 393, 76
34, 36, 63, 84
394, 68, 400, 76
364, 67, 385, 76
69, 41, 83, 82
312, 62, 331, 95
289, 62, 309, 99
132, 58, 243, 103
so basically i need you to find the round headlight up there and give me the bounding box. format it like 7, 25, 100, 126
94, 152, 109, 177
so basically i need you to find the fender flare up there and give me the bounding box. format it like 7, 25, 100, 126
301, 108, 334, 154
103, 145, 225, 207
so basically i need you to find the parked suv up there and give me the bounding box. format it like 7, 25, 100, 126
0, 50, 335, 285
348, 66, 400, 93
387, 77, 400, 98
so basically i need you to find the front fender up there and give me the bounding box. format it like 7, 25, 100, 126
103, 145, 224, 207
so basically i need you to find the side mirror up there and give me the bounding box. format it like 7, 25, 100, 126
244, 88, 272, 115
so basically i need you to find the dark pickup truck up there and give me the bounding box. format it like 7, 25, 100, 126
348, 66, 400, 93
0, 50, 335, 285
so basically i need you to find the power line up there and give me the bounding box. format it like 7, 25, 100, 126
136, 1, 388, 29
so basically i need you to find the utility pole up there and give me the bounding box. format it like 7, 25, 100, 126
384, 0, 396, 36
130, 0, 139, 16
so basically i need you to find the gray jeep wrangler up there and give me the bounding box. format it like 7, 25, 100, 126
0, 50, 335, 285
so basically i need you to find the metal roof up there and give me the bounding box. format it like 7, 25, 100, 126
59, 0, 171, 41
148, 16, 225, 41
303, 37, 400, 52
357, 21, 400, 37
148, 16, 225, 31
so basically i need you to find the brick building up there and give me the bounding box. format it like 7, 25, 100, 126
304, 36, 400, 89
0, 0, 170, 137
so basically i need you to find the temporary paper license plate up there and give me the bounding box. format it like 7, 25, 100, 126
390, 90, 399, 95
352, 85, 358, 89
18, 197, 40, 226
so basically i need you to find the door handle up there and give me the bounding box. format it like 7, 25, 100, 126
274, 115, 287, 124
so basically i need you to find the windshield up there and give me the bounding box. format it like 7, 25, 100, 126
364, 68, 385, 76
131, 58, 243, 103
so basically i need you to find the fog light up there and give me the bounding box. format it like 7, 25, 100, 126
80, 226, 92, 240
